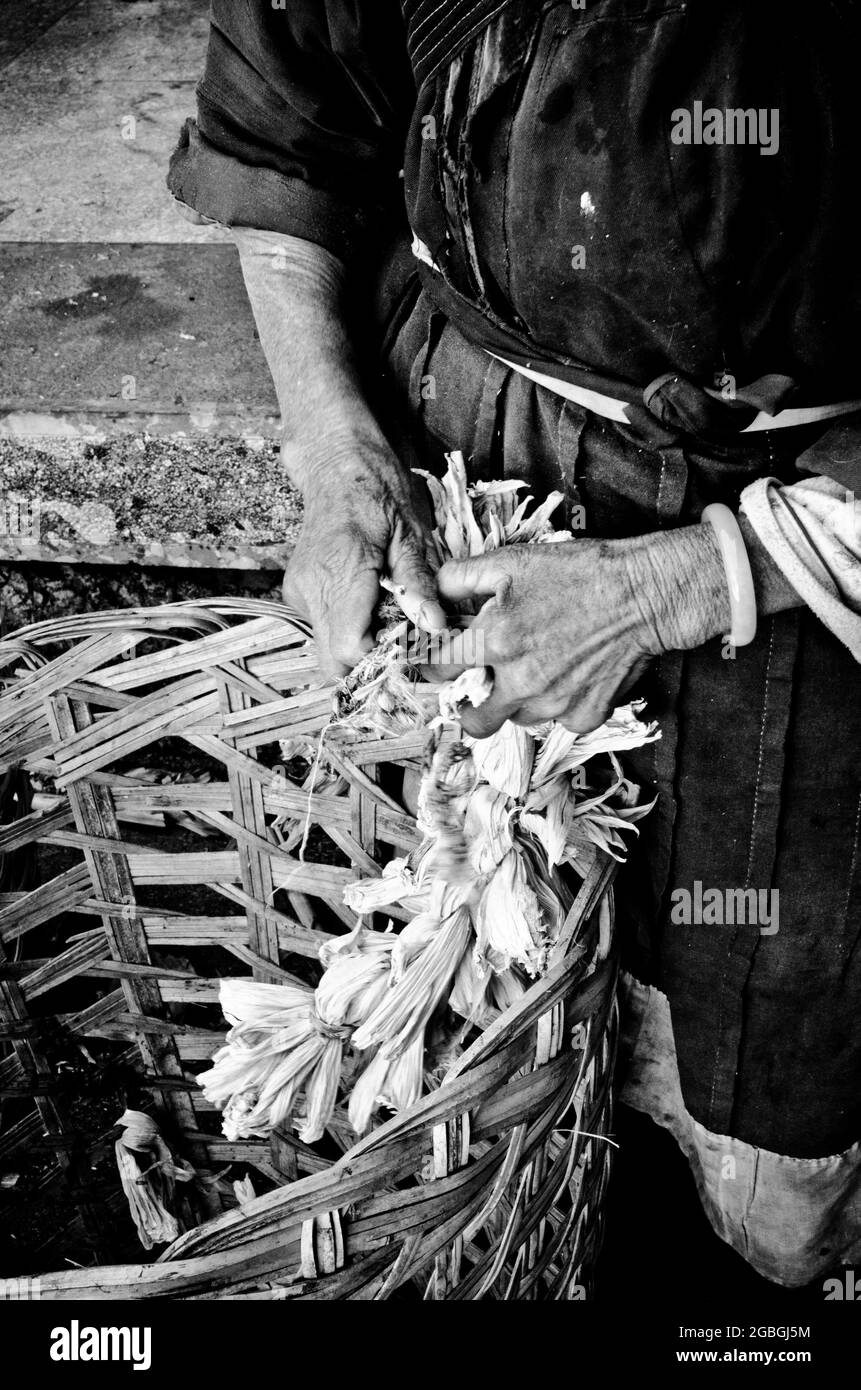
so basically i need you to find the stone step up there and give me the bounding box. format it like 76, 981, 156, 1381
0, 243, 279, 443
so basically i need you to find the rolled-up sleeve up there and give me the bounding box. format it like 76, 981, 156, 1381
168, 0, 414, 262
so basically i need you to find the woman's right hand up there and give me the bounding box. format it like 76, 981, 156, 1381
230, 226, 446, 676
282, 432, 448, 678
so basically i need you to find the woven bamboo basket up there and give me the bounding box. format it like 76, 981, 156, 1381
0, 599, 620, 1300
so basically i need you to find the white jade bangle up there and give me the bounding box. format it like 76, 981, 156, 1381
701, 503, 758, 648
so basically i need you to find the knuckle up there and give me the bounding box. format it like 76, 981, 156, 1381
328, 638, 357, 668
486, 612, 517, 659
282, 565, 310, 609
562, 701, 607, 735
517, 695, 563, 726
519, 649, 548, 691
495, 570, 517, 607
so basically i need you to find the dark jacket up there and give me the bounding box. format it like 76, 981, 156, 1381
169, 0, 861, 427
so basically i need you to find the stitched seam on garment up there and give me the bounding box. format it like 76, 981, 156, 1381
624, 973, 861, 1163
556, 398, 569, 498
656, 455, 667, 522
651, 649, 685, 925
474, 353, 495, 454
706, 620, 776, 1124
744, 620, 777, 891
621, 972, 861, 1285
841, 786, 861, 936
556, 398, 567, 492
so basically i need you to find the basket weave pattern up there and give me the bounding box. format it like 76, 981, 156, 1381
0, 600, 619, 1299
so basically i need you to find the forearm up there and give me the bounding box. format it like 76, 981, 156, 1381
230, 232, 804, 656
231, 228, 392, 487
628, 518, 803, 655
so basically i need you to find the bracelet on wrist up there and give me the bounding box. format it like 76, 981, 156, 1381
701, 503, 758, 648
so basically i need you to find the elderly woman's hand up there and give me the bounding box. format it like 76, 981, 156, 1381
283, 433, 447, 677
431, 526, 733, 736
231, 228, 448, 679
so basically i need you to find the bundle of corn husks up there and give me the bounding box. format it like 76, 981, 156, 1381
114, 1111, 196, 1250
199, 455, 658, 1146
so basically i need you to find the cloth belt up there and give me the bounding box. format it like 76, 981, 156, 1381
411, 235, 861, 436
488, 353, 861, 435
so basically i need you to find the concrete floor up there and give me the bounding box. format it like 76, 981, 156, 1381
0, 0, 291, 572
0, 242, 279, 435
0, 0, 228, 243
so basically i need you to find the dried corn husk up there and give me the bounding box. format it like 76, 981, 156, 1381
342, 858, 425, 915
200, 927, 394, 1143
529, 703, 659, 802
468, 722, 534, 801
351, 907, 472, 1056
348, 1034, 425, 1134
331, 620, 435, 736
204, 453, 660, 1147
474, 848, 547, 976
115, 1110, 194, 1250
463, 784, 515, 874
417, 736, 477, 884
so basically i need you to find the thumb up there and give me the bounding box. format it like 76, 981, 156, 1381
388, 534, 448, 633
437, 551, 517, 604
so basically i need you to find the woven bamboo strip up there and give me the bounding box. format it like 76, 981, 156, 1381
107, 783, 421, 851
218, 676, 281, 983
0, 874, 90, 1242
0, 865, 92, 943
17, 933, 110, 1000
48, 692, 221, 1217
220, 689, 333, 748
0, 598, 620, 1295
90, 617, 293, 692
207, 883, 337, 958
0, 804, 74, 853
54, 689, 221, 786
0, 631, 140, 729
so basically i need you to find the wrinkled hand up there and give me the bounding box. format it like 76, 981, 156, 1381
283, 437, 447, 677
432, 528, 731, 736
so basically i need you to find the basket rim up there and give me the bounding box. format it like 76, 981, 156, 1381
27, 856, 618, 1297
0, 598, 627, 1297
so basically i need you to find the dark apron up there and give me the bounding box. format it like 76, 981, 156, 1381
379, 286, 861, 1162
375, 1, 861, 1163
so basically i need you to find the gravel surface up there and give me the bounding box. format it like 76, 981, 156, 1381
0, 436, 303, 551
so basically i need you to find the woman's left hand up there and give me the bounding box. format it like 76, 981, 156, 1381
430, 526, 731, 736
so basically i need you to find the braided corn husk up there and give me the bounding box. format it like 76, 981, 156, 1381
205, 454, 659, 1144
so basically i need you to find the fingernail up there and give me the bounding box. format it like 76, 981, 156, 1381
421, 600, 450, 631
